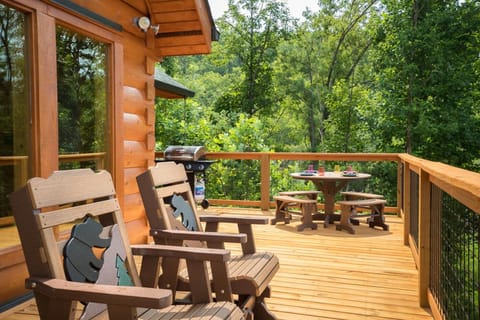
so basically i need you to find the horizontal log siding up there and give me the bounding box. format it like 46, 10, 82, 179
122, 45, 154, 241
123, 87, 150, 115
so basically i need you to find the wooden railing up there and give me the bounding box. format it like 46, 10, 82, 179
399, 154, 480, 320
0, 153, 105, 171
58, 152, 106, 169
157, 151, 402, 212
156, 151, 480, 320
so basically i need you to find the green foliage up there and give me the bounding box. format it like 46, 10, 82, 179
324, 80, 376, 152
270, 0, 381, 152
272, 27, 325, 152
56, 26, 107, 156
204, 114, 272, 200
0, 4, 27, 217
153, 0, 480, 205
212, 0, 293, 116
213, 114, 271, 152
372, 0, 480, 168
0, 5, 28, 157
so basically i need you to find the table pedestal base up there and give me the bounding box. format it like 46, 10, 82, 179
312, 212, 337, 228
272, 197, 318, 231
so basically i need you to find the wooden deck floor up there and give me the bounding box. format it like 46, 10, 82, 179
1, 208, 433, 320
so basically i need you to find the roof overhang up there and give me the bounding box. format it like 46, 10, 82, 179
46, 0, 218, 58
155, 70, 195, 99
145, 0, 219, 57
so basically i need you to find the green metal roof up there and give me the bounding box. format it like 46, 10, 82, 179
154, 70, 195, 99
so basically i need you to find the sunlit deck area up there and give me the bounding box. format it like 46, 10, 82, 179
1, 207, 433, 320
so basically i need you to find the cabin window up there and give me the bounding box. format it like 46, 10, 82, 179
0, 4, 31, 232
56, 26, 110, 171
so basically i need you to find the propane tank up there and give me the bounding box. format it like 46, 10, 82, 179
194, 178, 205, 203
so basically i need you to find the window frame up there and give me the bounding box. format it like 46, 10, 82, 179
34, 2, 124, 186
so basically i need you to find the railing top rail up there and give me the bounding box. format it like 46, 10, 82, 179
400, 153, 480, 212
0, 156, 29, 160
58, 152, 106, 160
156, 152, 400, 162
154, 151, 479, 212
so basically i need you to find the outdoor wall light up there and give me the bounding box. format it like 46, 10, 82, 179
134, 16, 160, 35
135, 16, 150, 32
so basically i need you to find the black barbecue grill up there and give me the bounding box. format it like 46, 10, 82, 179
159, 146, 215, 208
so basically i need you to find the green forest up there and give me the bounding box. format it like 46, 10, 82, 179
156, 0, 480, 171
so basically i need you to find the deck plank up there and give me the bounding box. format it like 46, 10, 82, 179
0, 208, 433, 320
210, 208, 433, 320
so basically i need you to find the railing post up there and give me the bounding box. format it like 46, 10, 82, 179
396, 161, 402, 217
260, 153, 270, 211
418, 168, 431, 307
403, 162, 411, 246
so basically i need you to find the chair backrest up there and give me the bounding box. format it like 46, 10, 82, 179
10, 169, 141, 319
136, 162, 205, 238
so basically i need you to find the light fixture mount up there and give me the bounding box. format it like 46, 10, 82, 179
151, 24, 160, 35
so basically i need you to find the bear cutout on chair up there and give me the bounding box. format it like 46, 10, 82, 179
63, 216, 134, 319
171, 194, 198, 231
64, 216, 111, 283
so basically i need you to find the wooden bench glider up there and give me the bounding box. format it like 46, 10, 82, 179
137, 162, 280, 320
271, 191, 320, 231
9, 169, 244, 320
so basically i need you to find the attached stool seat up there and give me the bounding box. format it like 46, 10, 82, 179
272, 191, 320, 231
336, 191, 388, 234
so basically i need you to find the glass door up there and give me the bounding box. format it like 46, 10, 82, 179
0, 3, 31, 237
0, 3, 116, 309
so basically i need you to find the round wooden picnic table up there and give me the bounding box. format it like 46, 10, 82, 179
290, 172, 371, 227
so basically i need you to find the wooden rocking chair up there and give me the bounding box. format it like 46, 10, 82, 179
136, 161, 280, 320
9, 169, 244, 320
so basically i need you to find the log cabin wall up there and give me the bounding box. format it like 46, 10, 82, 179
0, 0, 214, 308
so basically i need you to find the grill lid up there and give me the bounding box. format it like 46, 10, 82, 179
164, 146, 206, 161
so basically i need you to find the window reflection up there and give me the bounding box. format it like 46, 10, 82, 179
56, 26, 109, 171
0, 4, 30, 232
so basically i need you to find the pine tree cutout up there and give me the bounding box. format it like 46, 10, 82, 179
116, 254, 133, 286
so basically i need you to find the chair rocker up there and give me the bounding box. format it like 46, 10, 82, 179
136, 161, 280, 320
9, 169, 244, 320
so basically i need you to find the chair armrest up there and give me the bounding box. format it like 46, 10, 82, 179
199, 215, 266, 255
26, 277, 172, 309
131, 244, 233, 303
131, 244, 231, 262
150, 229, 247, 249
